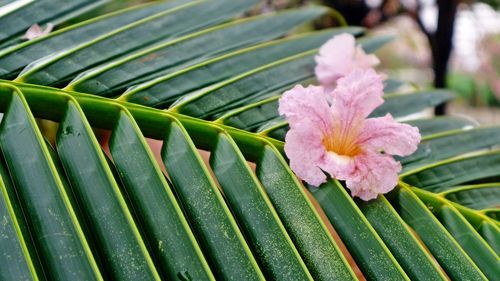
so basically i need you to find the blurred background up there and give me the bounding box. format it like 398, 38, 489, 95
260, 0, 500, 125
75, 0, 500, 124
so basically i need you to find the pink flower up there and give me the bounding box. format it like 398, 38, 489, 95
22, 23, 54, 40
315, 33, 380, 91
279, 69, 420, 201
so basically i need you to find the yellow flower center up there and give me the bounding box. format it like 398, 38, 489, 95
322, 126, 362, 157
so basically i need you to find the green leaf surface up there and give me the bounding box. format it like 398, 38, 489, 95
0, 155, 38, 281
357, 196, 446, 280
173, 50, 316, 118
390, 185, 487, 280
403, 116, 477, 137
400, 150, 500, 192
441, 184, 500, 210
256, 119, 288, 140
370, 90, 455, 118
210, 133, 312, 280
44, 136, 107, 280
358, 35, 394, 53
484, 210, 499, 221
66, 7, 328, 97
161, 121, 264, 280
121, 27, 362, 107
439, 207, 499, 279
0, 87, 101, 280
478, 222, 500, 254
56, 101, 160, 280
256, 147, 356, 280
0, 0, 96, 44
171, 36, 390, 118
16, 0, 258, 87
310, 180, 409, 280
383, 78, 410, 93
410, 188, 499, 280
109, 111, 214, 280
217, 96, 281, 131
0, 0, 191, 79
400, 127, 500, 172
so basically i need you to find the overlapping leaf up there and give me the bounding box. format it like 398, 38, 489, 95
0, 0, 498, 280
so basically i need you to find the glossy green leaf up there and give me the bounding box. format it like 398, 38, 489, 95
171, 36, 390, 118
478, 222, 500, 254
309, 180, 408, 280
66, 7, 328, 97
390, 185, 486, 280
56, 101, 160, 280
161, 121, 264, 280
44, 135, 105, 278
438, 207, 499, 279
403, 116, 477, 136
109, 111, 214, 280
383, 78, 409, 93
0, 0, 98, 44
484, 210, 499, 221
358, 35, 394, 53
121, 27, 362, 107
210, 133, 312, 280
217, 96, 281, 131
256, 146, 356, 280
410, 188, 499, 280
0, 0, 191, 79
441, 183, 500, 210
357, 196, 446, 280
370, 90, 454, 118
256, 119, 288, 140
438, 195, 500, 256
400, 127, 500, 172
0, 155, 38, 281
173, 50, 316, 118
0, 87, 101, 280
16, 0, 258, 87
400, 150, 500, 192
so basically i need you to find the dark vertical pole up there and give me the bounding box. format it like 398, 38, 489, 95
432, 0, 458, 115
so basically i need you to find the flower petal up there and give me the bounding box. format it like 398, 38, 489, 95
354, 45, 380, 69
278, 84, 332, 132
284, 119, 327, 186
315, 33, 357, 89
330, 68, 384, 120
359, 114, 421, 156
320, 151, 356, 181
346, 150, 401, 201
23, 23, 54, 40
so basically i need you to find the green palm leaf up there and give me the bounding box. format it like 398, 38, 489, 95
0, 0, 191, 79
0, 1, 498, 280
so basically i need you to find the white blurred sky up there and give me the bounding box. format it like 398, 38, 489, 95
452, 3, 500, 71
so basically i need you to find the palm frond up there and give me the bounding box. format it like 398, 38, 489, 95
0, 1, 498, 280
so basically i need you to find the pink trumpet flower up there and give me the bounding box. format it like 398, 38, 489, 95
315, 33, 380, 91
279, 69, 420, 201
22, 23, 54, 40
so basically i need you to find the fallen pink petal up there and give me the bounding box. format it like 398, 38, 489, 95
22, 23, 54, 40
315, 33, 380, 91
279, 69, 421, 200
